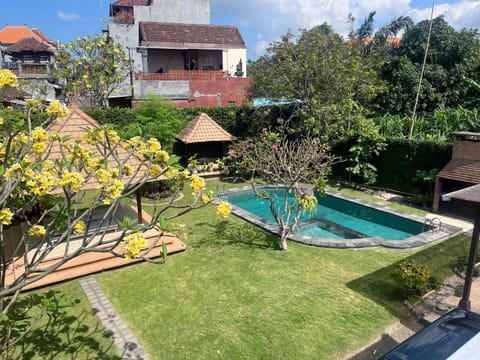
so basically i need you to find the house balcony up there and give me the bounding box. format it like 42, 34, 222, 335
135, 70, 228, 81
132, 70, 252, 108
6, 63, 53, 79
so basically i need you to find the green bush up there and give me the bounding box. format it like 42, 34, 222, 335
392, 259, 431, 296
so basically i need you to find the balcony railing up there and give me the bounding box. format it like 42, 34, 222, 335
136, 70, 228, 81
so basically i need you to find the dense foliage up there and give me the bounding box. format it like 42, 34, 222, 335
378, 16, 480, 115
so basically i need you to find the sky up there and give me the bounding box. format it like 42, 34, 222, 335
1, 0, 479, 60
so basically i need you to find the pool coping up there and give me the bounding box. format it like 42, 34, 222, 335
223, 185, 464, 249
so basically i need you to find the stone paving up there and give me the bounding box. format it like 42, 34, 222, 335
79, 277, 149, 360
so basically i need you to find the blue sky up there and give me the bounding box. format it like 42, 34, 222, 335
1, 0, 479, 59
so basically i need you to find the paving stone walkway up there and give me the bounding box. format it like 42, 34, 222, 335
79, 277, 149, 360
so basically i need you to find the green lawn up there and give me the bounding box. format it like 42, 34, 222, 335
3, 282, 120, 360
92, 179, 470, 359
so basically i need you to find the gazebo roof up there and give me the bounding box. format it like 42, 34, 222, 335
176, 112, 236, 144
5, 37, 54, 54
47, 105, 159, 191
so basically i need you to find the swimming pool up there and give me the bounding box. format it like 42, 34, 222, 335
225, 186, 462, 249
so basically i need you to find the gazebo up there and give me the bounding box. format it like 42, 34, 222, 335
175, 112, 236, 164
4, 105, 186, 290
47, 104, 155, 224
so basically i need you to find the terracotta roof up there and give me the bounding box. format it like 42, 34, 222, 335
176, 112, 236, 144
438, 160, 480, 184
139, 22, 245, 49
5, 37, 54, 53
31, 28, 56, 47
47, 105, 162, 191
111, 0, 150, 6
0, 26, 55, 48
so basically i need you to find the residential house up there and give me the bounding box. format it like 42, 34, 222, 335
107, 0, 251, 107
0, 25, 57, 101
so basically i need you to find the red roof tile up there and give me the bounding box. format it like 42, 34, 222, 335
139, 22, 245, 49
0, 26, 54, 47
5, 37, 54, 53
176, 112, 236, 144
111, 0, 150, 6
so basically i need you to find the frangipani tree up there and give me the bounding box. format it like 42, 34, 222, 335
226, 130, 338, 250
0, 70, 230, 349
54, 34, 132, 109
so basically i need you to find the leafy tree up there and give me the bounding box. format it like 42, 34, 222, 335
0, 70, 230, 352
123, 96, 188, 151
54, 34, 132, 109
248, 26, 383, 142
226, 129, 338, 250
378, 16, 480, 114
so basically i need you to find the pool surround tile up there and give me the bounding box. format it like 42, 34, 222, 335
222, 185, 463, 249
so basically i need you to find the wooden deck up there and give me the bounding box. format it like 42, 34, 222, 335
5, 207, 187, 291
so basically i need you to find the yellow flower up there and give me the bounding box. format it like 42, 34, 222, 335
0, 116, 3, 125
202, 193, 213, 204
155, 150, 170, 163
60, 171, 85, 192
149, 164, 163, 177
120, 232, 147, 260
122, 164, 133, 176
216, 202, 232, 218
4, 163, 23, 180
29, 225, 46, 238
32, 127, 49, 142
0, 208, 14, 225
73, 220, 86, 234
32, 142, 47, 156
46, 100, 69, 121
190, 175, 205, 193
0, 69, 18, 88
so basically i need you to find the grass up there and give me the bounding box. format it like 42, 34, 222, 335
92, 179, 470, 359
3, 282, 120, 359
328, 185, 429, 217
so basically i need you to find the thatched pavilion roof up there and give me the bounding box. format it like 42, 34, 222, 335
176, 112, 236, 144
47, 105, 159, 191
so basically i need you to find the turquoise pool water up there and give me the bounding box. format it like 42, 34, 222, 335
227, 188, 424, 241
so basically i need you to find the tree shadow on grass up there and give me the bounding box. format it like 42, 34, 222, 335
347, 235, 470, 321
2, 290, 120, 360
192, 220, 281, 250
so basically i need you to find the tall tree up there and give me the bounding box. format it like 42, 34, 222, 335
54, 34, 132, 109
226, 129, 338, 250
348, 11, 413, 55
248, 26, 383, 142
378, 16, 480, 115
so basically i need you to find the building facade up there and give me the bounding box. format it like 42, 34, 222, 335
0, 26, 57, 101
108, 0, 251, 107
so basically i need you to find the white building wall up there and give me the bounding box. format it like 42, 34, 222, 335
223, 49, 247, 77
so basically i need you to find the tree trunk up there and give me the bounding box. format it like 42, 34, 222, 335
279, 233, 288, 251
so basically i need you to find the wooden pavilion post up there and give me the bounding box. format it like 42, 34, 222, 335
136, 189, 143, 225
459, 209, 480, 310
442, 184, 480, 311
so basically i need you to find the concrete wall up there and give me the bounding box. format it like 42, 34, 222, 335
109, 23, 143, 73
134, 79, 189, 99
130, 0, 210, 25
223, 49, 247, 77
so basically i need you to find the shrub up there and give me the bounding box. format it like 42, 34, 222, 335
392, 259, 431, 296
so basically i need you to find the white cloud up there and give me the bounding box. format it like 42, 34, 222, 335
211, 0, 480, 58
57, 10, 81, 22
409, 1, 480, 30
